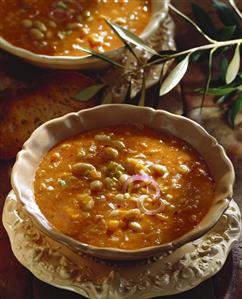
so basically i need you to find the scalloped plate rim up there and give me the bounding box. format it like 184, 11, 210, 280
2, 190, 241, 298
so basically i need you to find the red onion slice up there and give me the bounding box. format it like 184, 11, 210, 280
122, 174, 165, 215
122, 174, 160, 199
137, 195, 165, 215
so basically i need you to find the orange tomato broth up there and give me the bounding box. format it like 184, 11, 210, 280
34, 125, 215, 250
0, 0, 150, 56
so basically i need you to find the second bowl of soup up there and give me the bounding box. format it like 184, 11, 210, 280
0, 0, 169, 69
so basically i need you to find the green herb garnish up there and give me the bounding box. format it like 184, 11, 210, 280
58, 179, 67, 187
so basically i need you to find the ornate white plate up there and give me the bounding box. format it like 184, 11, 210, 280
2, 190, 241, 299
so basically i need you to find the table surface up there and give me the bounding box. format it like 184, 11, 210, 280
0, 1, 242, 299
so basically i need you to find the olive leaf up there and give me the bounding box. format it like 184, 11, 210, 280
74, 45, 130, 69
73, 84, 105, 101
229, 0, 242, 19
169, 4, 215, 43
216, 93, 234, 104
102, 91, 113, 104
138, 72, 146, 106
197, 86, 239, 95
226, 43, 241, 84
216, 25, 236, 41
159, 55, 190, 96
228, 92, 242, 127
190, 51, 203, 62
104, 20, 158, 56
201, 48, 217, 109
220, 55, 229, 82
191, 3, 215, 37
104, 19, 140, 62
213, 0, 239, 27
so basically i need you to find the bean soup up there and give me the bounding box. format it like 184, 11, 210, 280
34, 125, 215, 250
0, 0, 150, 56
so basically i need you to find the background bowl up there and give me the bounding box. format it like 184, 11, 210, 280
11, 104, 235, 260
0, 0, 169, 70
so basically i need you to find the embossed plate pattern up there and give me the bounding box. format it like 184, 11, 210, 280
2, 191, 241, 299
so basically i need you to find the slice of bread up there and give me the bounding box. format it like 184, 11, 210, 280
0, 71, 97, 159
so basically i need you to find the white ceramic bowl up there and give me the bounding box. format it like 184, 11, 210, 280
0, 0, 169, 69
11, 104, 235, 260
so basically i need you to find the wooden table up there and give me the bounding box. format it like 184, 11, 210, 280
0, 1, 242, 298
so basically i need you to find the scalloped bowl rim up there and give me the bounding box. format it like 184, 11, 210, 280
11, 104, 235, 260
0, 0, 169, 67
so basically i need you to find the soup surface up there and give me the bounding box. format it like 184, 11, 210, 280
0, 0, 150, 56
34, 125, 214, 250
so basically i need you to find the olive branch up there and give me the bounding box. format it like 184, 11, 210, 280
74, 0, 242, 127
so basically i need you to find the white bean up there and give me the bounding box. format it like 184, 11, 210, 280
21, 19, 32, 28
94, 134, 111, 142
72, 163, 95, 175
129, 221, 142, 232
111, 140, 126, 150
30, 28, 44, 40
103, 147, 119, 160
90, 180, 103, 192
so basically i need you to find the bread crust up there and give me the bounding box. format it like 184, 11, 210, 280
0, 71, 96, 159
